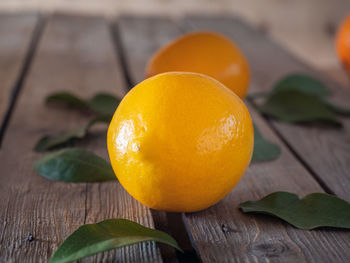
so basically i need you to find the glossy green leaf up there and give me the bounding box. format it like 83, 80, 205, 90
259, 88, 341, 126
252, 124, 281, 162
239, 192, 350, 230
272, 74, 330, 97
46, 92, 120, 116
34, 148, 116, 182
49, 219, 182, 263
34, 116, 111, 152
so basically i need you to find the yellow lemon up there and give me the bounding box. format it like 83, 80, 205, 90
145, 31, 250, 98
107, 72, 253, 212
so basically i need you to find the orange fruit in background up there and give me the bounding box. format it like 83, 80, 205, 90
107, 72, 254, 212
145, 31, 250, 98
336, 15, 350, 72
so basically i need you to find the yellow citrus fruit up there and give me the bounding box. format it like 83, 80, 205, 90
145, 31, 250, 98
107, 72, 254, 212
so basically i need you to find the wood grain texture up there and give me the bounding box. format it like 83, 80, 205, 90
2, 0, 349, 77
183, 106, 350, 263
117, 16, 182, 85
322, 67, 349, 89
0, 15, 162, 262
117, 16, 350, 263
184, 16, 350, 202
0, 13, 38, 135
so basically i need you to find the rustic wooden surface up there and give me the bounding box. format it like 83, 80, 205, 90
0, 14, 162, 263
2, 0, 350, 85
0, 14, 39, 144
0, 13, 350, 263
117, 16, 350, 263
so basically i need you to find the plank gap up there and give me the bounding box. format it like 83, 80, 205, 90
167, 213, 202, 263
109, 21, 133, 90
0, 15, 46, 148
83, 183, 89, 224
151, 210, 202, 263
150, 210, 179, 263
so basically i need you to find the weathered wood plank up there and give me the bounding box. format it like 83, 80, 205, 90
117, 16, 350, 263
183, 106, 350, 263
117, 16, 182, 85
185, 16, 350, 201
0, 15, 162, 262
322, 68, 349, 89
0, 14, 38, 140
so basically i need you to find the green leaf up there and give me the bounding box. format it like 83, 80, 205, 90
88, 93, 121, 117
252, 124, 281, 162
49, 219, 182, 263
34, 116, 111, 152
248, 74, 330, 100
259, 88, 341, 126
46, 92, 120, 116
34, 148, 116, 182
251, 73, 347, 125
239, 192, 350, 230
46, 92, 90, 110
272, 74, 331, 97
34, 126, 88, 152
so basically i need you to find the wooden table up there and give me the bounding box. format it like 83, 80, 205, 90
0, 13, 349, 263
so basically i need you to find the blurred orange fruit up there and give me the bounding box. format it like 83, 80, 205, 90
145, 31, 250, 98
107, 72, 254, 212
336, 15, 350, 72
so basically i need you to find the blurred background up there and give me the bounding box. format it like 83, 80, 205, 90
1, 0, 349, 85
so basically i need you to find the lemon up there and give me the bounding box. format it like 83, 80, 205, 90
145, 31, 250, 98
107, 72, 253, 212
